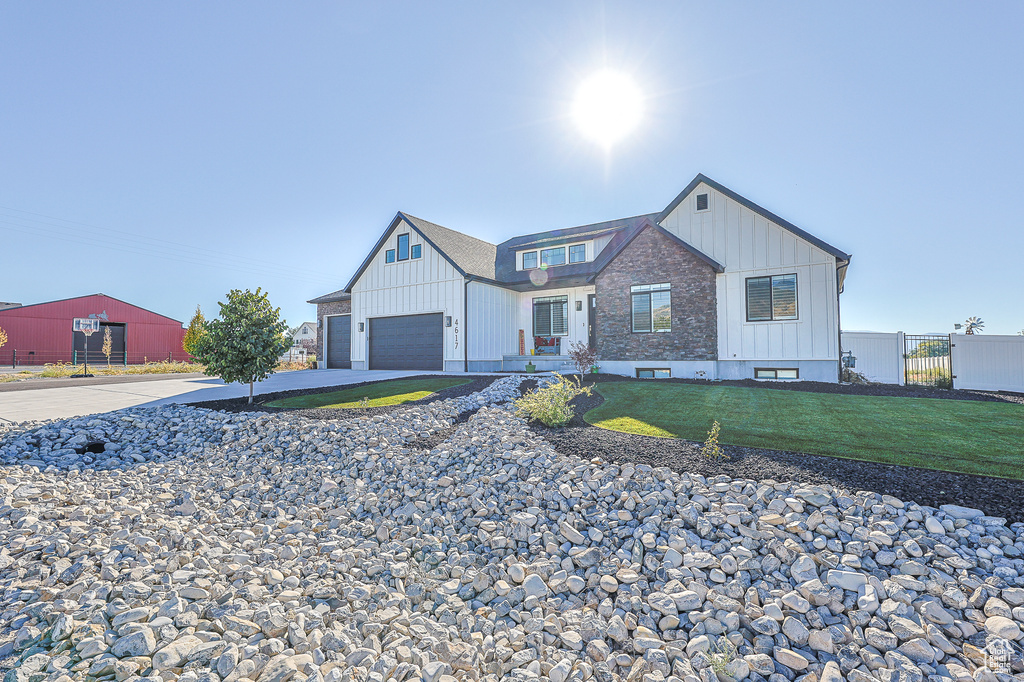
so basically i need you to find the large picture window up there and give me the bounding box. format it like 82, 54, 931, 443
746, 274, 798, 321
397, 233, 410, 261
541, 247, 566, 267
631, 283, 671, 333
533, 295, 568, 336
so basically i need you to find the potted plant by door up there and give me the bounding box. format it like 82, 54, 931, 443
525, 362, 536, 374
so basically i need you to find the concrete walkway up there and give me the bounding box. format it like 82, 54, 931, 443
0, 369, 436, 423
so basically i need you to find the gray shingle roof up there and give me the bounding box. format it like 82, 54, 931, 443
401, 213, 497, 281
306, 289, 351, 304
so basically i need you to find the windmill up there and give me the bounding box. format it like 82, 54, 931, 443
963, 316, 985, 335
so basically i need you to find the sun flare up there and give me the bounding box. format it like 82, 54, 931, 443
572, 70, 643, 148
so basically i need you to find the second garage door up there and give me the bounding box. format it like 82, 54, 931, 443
369, 313, 443, 371
326, 316, 351, 369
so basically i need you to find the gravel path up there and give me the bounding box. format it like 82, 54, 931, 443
1, 376, 1022, 682
535, 390, 1024, 524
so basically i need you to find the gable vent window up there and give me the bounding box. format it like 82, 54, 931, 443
746, 274, 798, 321
385, 249, 396, 263
411, 244, 422, 259
696, 193, 709, 211
397, 233, 410, 261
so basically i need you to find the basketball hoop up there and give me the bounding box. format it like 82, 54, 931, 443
72, 318, 101, 377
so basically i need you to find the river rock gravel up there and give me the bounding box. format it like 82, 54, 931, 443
1, 375, 1022, 682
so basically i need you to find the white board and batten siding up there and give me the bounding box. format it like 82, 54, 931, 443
951, 335, 1024, 393
349, 229, 464, 369
660, 182, 840, 362
466, 281, 519, 364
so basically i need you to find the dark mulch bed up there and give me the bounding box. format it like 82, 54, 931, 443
578, 373, 1024, 404
533, 390, 1024, 524
187, 375, 502, 419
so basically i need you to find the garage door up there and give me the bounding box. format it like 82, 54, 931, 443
369, 313, 443, 371
326, 316, 351, 369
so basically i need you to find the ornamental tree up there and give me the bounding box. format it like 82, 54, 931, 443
193, 288, 290, 403
182, 305, 208, 357
102, 325, 113, 367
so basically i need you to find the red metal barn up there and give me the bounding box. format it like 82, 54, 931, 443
0, 294, 189, 366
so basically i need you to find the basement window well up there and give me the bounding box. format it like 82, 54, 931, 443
755, 368, 798, 380
637, 368, 671, 379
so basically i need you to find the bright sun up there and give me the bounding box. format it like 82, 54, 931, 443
572, 70, 643, 148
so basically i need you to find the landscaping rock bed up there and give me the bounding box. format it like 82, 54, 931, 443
537, 391, 1024, 525
1, 375, 1022, 682
187, 374, 503, 418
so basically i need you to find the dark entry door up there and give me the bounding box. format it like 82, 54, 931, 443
588, 294, 597, 349
74, 323, 126, 364
326, 315, 351, 369
369, 313, 443, 370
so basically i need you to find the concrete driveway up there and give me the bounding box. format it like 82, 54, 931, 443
0, 369, 434, 423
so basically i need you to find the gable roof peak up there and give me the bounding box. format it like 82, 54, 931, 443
657, 173, 851, 262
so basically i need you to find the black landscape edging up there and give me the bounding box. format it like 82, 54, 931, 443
533, 390, 1024, 524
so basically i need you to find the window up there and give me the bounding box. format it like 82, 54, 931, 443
522, 251, 538, 269
755, 368, 799, 380
411, 244, 422, 259
637, 369, 671, 379
696, 193, 709, 211
533, 295, 568, 336
569, 244, 586, 263
541, 247, 566, 266
385, 249, 396, 263
746, 274, 798, 321
397, 233, 410, 261
631, 283, 671, 333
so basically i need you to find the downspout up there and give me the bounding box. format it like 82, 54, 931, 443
836, 258, 850, 382
464, 277, 471, 373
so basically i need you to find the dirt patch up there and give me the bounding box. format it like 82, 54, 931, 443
532, 390, 1024, 524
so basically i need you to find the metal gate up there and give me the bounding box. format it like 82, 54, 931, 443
903, 334, 952, 388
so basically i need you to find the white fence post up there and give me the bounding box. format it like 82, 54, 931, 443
896, 331, 906, 386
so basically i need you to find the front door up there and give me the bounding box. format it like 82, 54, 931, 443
588, 294, 597, 349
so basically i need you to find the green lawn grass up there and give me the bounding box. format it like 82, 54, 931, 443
266, 377, 472, 409
584, 382, 1024, 479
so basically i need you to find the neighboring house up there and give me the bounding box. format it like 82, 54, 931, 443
279, 321, 318, 361
292, 322, 317, 345
308, 174, 851, 381
0, 293, 188, 366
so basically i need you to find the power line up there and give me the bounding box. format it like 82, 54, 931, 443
0, 207, 346, 288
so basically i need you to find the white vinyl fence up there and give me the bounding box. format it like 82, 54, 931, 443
841, 332, 1024, 393
841, 332, 904, 385
950, 335, 1024, 392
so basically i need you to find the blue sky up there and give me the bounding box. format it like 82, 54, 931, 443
2, 3, 1022, 334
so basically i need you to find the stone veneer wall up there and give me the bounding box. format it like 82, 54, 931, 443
594, 226, 718, 362
315, 299, 351, 353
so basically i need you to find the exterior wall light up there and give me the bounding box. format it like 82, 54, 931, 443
358, 322, 365, 332
445, 316, 453, 327
575, 300, 583, 311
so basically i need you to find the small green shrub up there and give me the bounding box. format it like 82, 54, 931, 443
41, 362, 77, 378
701, 420, 727, 461
514, 372, 592, 427
709, 637, 737, 676
933, 369, 953, 390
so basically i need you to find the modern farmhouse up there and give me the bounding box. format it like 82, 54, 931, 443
309, 174, 851, 381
